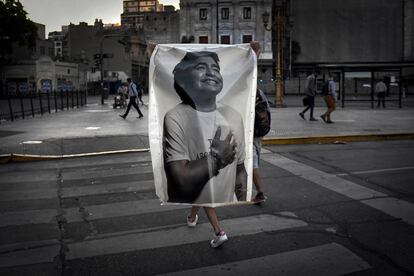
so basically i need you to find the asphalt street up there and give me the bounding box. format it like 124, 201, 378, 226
0, 140, 413, 275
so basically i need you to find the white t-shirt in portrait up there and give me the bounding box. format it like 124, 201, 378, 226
163, 102, 245, 204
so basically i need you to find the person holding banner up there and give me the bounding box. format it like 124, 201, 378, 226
163, 51, 247, 248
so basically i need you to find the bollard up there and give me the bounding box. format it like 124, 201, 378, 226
54, 90, 58, 113
71, 90, 74, 109
47, 90, 51, 114
29, 90, 35, 118
18, 90, 25, 119
39, 90, 44, 115
60, 91, 64, 110
7, 93, 14, 121
66, 90, 69, 110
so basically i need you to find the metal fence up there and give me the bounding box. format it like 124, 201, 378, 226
0, 90, 87, 122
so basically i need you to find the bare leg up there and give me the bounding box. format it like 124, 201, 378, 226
203, 207, 221, 234
188, 206, 200, 221
253, 168, 262, 193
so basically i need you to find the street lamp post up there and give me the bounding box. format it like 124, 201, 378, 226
262, 1, 284, 107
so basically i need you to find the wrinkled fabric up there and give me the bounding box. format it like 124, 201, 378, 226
148, 44, 256, 207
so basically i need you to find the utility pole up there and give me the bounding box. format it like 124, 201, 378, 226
216, 0, 219, 44
262, 0, 287, 107
98, 34, 127, 104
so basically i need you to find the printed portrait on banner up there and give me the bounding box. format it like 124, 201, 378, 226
148, 44, 257, 207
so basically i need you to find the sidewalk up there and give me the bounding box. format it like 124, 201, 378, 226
0, 95, 413, 160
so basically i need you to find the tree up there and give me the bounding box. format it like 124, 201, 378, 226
0, 0, 37, 59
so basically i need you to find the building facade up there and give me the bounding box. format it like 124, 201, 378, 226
179, 0, 271, 53
60, 21, 148, 89
121, 0, 165, 30
142, 11, 180, 43
178, 0, 273, 92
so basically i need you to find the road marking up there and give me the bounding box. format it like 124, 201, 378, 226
0, 188, 57, 201
330, 119, 356, 122
85, 127, 101, 130
0, 172, 58, 184
0, 244, 60, 269
392, 117, 414, 120
21, 140, 43, 144
336, 166, 414, 176
61, 165, 152, 181
61, 180, 153, 198
66, 213, 307, 260
262, 153, 414, 226
83, 109, 111, 113
0, 209, 58, 227
362, 198, 414, 225
64, 199, 187, 223
160, 243, 371, 276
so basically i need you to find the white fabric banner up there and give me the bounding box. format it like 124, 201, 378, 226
149, 44, 256, 207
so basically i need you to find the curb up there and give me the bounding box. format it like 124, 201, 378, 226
1, 133, 413, 164
262, 133, 414, 145
0, 148, 150, 164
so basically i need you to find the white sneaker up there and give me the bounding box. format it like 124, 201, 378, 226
187, 214, 198, 227
210, 231, 228, 248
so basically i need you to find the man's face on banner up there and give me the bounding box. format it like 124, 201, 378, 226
189, 56, 223, 97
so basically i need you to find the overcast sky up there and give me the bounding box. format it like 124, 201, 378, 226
19, 0, 180, 34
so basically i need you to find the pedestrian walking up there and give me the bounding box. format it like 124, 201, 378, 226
163, 51, 247, 248
375, 78, 387, 108
137, 82, 145, 106
299, 72, 317, 121
320, 75, 336, 124
250, 41, 270, 204
120, 78, 144, 119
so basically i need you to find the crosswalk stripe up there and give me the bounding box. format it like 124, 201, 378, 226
64, 199, 187, 223
0, 239, 59, 254
159, 243, 371, 276
61, 180, 153, 198
66, 213, 307, 260
0, 209, 58, 227
62, 165, 152, 181
0, 244, 60, 269
0, 172, 58, 184
336, 166, 414, 176
0, 188, 57, 202
262, 153, 414, 226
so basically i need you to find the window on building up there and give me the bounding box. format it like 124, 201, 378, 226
221, 8, 229, 20
199, 36, 208, 44
242, 35, 252, 43
221, 35, 230, 44
243, 7, 251, 19
199, 8, 207, 20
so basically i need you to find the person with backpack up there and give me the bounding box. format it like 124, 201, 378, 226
320, 75, 336, 123
250, 41, 271, 204
252, 88, 271, 204
299, 72, 317, 121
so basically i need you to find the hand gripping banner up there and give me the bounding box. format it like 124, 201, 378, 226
148, 44, 257, 207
